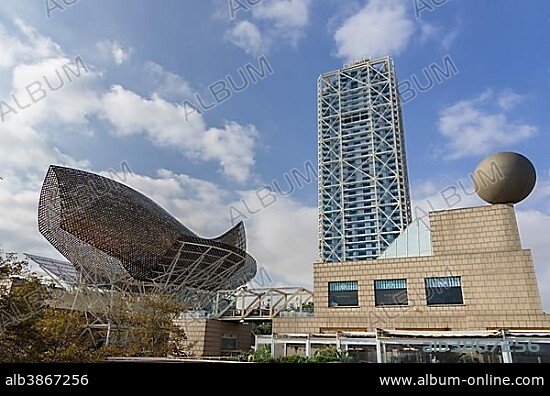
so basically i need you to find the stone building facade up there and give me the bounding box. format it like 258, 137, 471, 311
273, 204, 550, 334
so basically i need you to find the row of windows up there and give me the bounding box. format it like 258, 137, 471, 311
328, 277, 464, 308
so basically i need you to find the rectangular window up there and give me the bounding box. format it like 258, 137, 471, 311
328, 281, 358, 307
374, 279, 407, 306
221, 337, 237, 351
425, 276, 463, 305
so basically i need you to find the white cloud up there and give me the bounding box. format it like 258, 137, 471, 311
226, 0, 311, 53
0, 180, 62, 259
519, 169, 550, 209
252, 0, 310, 44
98, 40, 133, 65
0, 19, 260, 183
497, 89, 525, 110
437, 90, 537, 159
245, 195, 316, 286
0, 19, 61, 69
99, 86, 258, 183
419, 22, 437, 43
0, 122, 88, 177
7, 57, 102, 126
418, 23, 458, 51
144, 62, 194, 99
441, 28, 459, 50
0, 52, 97, 178
332, 0, 460, 61
201, 122, 258, 183
253, 0, 310, 28
0, 51, 100, 185
517, 210, 550, 311
410, 176, 483, 220
334, 0, 414, 62
225, 20, 265, 56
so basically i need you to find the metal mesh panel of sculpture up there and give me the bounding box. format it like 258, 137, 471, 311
37, 165, 257, 292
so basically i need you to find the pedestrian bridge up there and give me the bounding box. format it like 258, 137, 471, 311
210, 287, 313, 321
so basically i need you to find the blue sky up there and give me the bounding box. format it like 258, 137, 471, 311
0, 0, 549, 306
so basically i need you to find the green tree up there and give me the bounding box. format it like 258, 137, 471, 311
309, 345, 342, 363
253, 322, 272, 335
105, 293, 192, 358
1, 251, 194, 362
245, 345, 274, 363
0, 251, 99, 362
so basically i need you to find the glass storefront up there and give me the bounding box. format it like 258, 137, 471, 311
511, 342, 550, 363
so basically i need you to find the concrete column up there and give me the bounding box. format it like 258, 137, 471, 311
501, 330, 513, 363
305, 335, 311, 358
376, 332, 383, 363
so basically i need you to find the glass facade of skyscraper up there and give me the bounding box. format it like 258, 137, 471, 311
318, 56, 411, 262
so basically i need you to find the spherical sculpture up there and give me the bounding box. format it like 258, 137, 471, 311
473, 152, 536, 204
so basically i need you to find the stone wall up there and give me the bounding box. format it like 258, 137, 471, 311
177, 318, 253, 357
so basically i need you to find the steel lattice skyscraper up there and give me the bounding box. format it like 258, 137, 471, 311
318, 56, 411, 262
